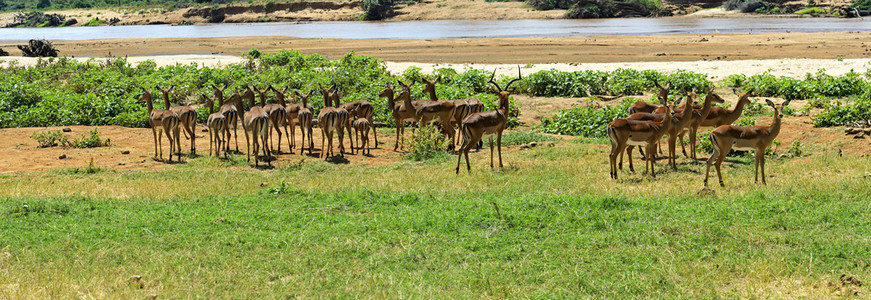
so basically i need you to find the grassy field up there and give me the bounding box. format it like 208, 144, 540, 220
1, 132, 869, 298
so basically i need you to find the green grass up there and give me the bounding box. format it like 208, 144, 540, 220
0, 137, 869, 297
795, 7, 828, 14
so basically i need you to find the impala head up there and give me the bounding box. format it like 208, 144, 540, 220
379, 83, 395, 99
422, 76, 440, 97
766, 99, 790, 118
488, 67, 523, 109
137, 86, 152, 102
680, 88, 698, 105
704, 87, 725, 104
733, 88, 755, 101
202, 94, 215, 114
397, 80, 415, 94
654, 81, 672, 102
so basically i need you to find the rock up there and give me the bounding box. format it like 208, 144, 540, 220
260, 182, 269, 187
854, 132, 865, 139
215, 217, 226, 223
121, 150, 130, 154
845, 128, 859, 134
202, 128, 209, 132
58, 154, 66, 159
519, 144, 530, 150
62, 127, 72, 132
118, 162, 126, 166
529, 142, 538, 147
130, 275, 144, 289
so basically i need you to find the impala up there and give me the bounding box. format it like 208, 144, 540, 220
680, 88, 755, 160
705, 99, 790, 187
213, 84, 239, 153
273, 86, 313, 153
420, 77, 484, 149
203, 95, 228, 158
455, 68, 521, 174
338, 97, 377, 150
380, 82, 424, 151
253, 86, 289, 154
240, 91, 270, 166
608, 98, 677, 180
331, 88, 353, 154
158, 86, 198, 155
139, 87, 180, 161
352, 118, 372, 155
624, 93, 690, 171
415, 78, 456, 144
318, 85, 341, 158
293, 90, 316, 156
628, 81, 671, 114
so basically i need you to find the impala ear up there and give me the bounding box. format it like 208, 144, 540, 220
508, 87, 516, 94
782, 100, 791, 107
732, 88, 739, 96
654, 80, 663, 89
745, 88, 755, 96
765, 99, 775, 108
294, 91, 303, 98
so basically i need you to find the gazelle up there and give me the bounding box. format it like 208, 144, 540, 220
380, 82, 423, 151
624, 93, 689, 171
213, 84, 239, 153
679, 88, 755, 160
139, 87, 180, 161
628, 81, 671, 114
273, 86, 312, 153
705, 99, 790, 187
415, 78, 456, 143
332, 88, 353, 154
608, 98, 677, 180
318, 85, 340, 158
339, 97, 377, 150
158, 86, 198, 155
203, 94, 228, 158
253, 86, 288, 154
352, 118, 372, 155
455, 68, 521, 174
240, 91, 270, 166
293, 90, 316, 156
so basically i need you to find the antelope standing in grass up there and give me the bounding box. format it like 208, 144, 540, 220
139, 87, 180, 161
318, 85, 341, 158
608, 98, 677, 180
380, 82, 423, 151
680, 88, 755, 160
415, 78, 456, 144
353, 118, 372, 155
240, 91, 270, 166
273, 86, 312, 153
294, 90, 316, 156
158, 86, 198, 155
253, 86, 288, 154
338, 97, 377, 150
420, 77, 484, 149
628, 81, 672, 158
705, 99, 790, 187
213, 84, 239, 153
664, 88, 726, 159
203, 94, 228, 158
455, 68, 521, 174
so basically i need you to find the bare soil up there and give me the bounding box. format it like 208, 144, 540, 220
2, 31, 869, 64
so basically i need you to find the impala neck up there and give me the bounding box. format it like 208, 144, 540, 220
145, 97, 154, 114
768, 111, 783, 140
400, 91, 415, 116
218, 93, 224, 106
727, 94, 751, 121
162, 93, 171, 109
208, 100, 214, 115
323, 92, 332, 108
698, 93, 716, 120
426, 84, 437, 101
301, 96, 308, 108
258, 92, 267, 107
277, 93, 286, 106
384, 90, 395, 112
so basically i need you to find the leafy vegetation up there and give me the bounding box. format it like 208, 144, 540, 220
80, 17, 106, 26
29, 127, 109, 148
69, 127, 110, 148
540, 100, 631, 137
726, 70, 867, 100
0, 52, 521, 129
795, 7, 828, 14
30, 129, 68, 147
811, 98, 871, 127
519, 68, 710, 98
404, 123, 451, 161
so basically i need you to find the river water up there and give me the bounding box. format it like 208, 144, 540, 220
1, 17, 869, 41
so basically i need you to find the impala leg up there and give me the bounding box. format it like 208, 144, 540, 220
233, 121, 239, 152
627, 146, 635, 172
489, 136, 494, 169
373, 122, 378, 148
704, 144, 717, 187
263, 128, 271, 166
190, 121, 196, 155
286, 122, 293, 153
689, 128, 698, 161
679, 131, 688, 158
497, 132, 503, 169
754, 150, 760, 183
760, 151, 767, 185
209, 128, 213, 156
174, 126, 182, 160
307, 127, 314, 156
320, 127, 326, 159
151, 127, 159, 159
714, 143, 729, 187
668, 135, 677, 170
647, 143, 657, 178
245, 129, 251, 163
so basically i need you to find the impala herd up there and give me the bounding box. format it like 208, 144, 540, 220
139, 69, 522, 172
140, 67, 788, 186
608, 82, 790, 187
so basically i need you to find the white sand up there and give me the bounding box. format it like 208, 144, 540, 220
3, 55, 869, 80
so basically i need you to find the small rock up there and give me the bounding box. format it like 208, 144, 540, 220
202, 128, 209, 132
260, 182, 269, 187
118, 162, 126, 166
840, 274, 863, 287
215, 217, 226, 223
854, 132, 865, 139
62, 128, 72, 132
130, 275, 144, 289
121, 150, 130, 155
519, 144, 530, 150
529, 142, 538, 147
58, 154, 66, 159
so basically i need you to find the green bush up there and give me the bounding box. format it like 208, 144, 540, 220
81, 18, 105, 26
540, 100, 631, 138
69, 127, 110, 148
795, 7, 827, 14
735, 70, 867, 100
404, 123, 450, 161
812, 98, 871, 127
30, 130, 68, 148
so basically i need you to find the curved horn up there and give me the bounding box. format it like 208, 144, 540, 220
504, 65, 523, 91
488, 68, 502, 92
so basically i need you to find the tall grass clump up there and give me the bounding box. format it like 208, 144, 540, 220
540, 101, 631, 137
404, 123, 450, 161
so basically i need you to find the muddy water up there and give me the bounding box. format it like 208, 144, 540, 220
1, 18, 869, 41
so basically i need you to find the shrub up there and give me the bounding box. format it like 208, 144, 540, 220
81, 18, 105, 26
404, 123, 450, 161
795, 7, 827, 14
540, 101, 631, 138
812, 98, 871, 127
500, 131, 558, 146
31, 130, 68, 148
786, 140, 804, 157
69, 127, 110, 148
363, 0, 394, 20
